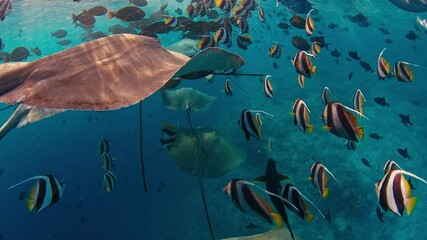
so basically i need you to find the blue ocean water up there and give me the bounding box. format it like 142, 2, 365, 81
0, 0, 426, 239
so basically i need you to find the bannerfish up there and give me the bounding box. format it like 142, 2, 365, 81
0, 0, 12, 21
8, 174, 65, 212
103, 170, 116, 193
305, 9, 315, 35
322, 102, 364, 142
268, 43, 281, 58
394, 61, 415, 82
197, 36, 216, 50
310, 42, 321, 57
377, 48, 391, 80
237, 17, 249, 34
293, 50, 316, 78
224, 79, 233, 96
238, 109, 262, 141
165, 17, 180, 28
264, 75, 274, 98
236, 34, 253, 50
214, 27, 232, 47
292, 98, 313, 133
101, 152, 116, 171
375, 169, 427, 217
384, 160, 402, 174
309, 162, 340, 198
353, 89, 366, 117
223, 178, 284, 228
97, 139, 110, 156
321, 87, 332, 106
297, 74, 305, 88
399, 113, 413, 127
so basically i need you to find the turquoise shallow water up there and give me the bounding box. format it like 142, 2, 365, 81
0, 0, 427, 239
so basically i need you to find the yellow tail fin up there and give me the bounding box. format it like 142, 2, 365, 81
322, 188, 329, 198
306, 212, 314, 223
406, 196, 418, 216
356, 126, 364, 140
311, 66, 317, 74
271, 213, 284, 228
307, 125, 314, 134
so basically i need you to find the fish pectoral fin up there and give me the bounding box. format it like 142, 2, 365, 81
406, 196, 417, 216
271, 213, 284, 229
356, 126, 364, 139
278, 174, 290, 181
253, 175, 266, 182
306, 212, 314, 223
322, 188, 329, 198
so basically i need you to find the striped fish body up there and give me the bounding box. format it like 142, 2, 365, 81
376, 170, 416, 216
305, 10, 315, 35
310, 42, 321, 57
237, 17, 249, 34
186, 4, 196, 19
194, 2, 206, 17
203, 0, 214, 9
268, 44, 281, 58
236, 34, 252, 50
281, 184, 313, 222
321, 87, 331, 106
310, 162, 328, 198
97, 139, 110, 156
197, 36, 216, 50
104, 171, 116, 193
224, 79, 233, 96
216, 0, 231, 11
0, 0, 12, 21
297, 74, 305, 88
28, 175, 64, 212
377, 49, 390, 80
353, 89, 365, 117
394, 61, 414, 82
233, 6, 249, 18
322, 102, 363, 142
214, 27, 231, 47
224, 179, 281, 226
101, 152, 115, 171
165, 17, 179, 27
292, 98, 313, 133
239, 110, 261, 141
264, 75, 274, 98
259, 6, 265, 22
293, 51, 315, 78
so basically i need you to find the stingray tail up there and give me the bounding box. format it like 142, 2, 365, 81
199, 175, 215, 240
139, 101, 148, 192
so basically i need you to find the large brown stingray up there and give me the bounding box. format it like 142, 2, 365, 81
0, 34, 244, 111
168, 127, 245, 178
162, 87, 217, 112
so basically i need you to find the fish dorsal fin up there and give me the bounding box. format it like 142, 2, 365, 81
253, 175, 266, 182
278, 174, 290, 181
323, 166, 341, 186
397, 170, 427, 185
8, 176, 44, 190
338, 103, 369, 120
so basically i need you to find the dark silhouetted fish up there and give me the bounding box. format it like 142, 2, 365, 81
31, 47, 42, 56
291, 35, 310, 51
278, 22, 291, 29
361, 158, 372, 168
51, 29, 67, 38
385, 38, 393, 44
175, 8, 183, 15
310, 36, 328, 49
348, 51, 361, 60
130, 0, 148, 7
84, 6, 108, 16
397, 147, 410, 159
348, 71, 353, 81
359, 60, 374, 72
281, 0, 313, 14
406, 30, 420, 41
290, 15, 306, 29
71, 11, 96, 25
328, 23, 338, 29
108, 6, 145, 22
346, 140, 356, 151
399, 113, 413, 127
4, 46, 30, 62
369, 133, 383, 140
345, 13, 370, 27
330, 48, 341, 58
246, 222, 259, 229
374, 97, 389, 107
378, 26, 390, 35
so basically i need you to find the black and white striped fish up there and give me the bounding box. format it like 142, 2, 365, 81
236, 34, 252, 50
297, 74, 305, 88
97, 139, 110, 156
280, 183, 330, 223
309, 162, 340, 198
322, 102, 365, 142
238, 110, 268, 141
165, 17, 180, 27
353, 89, 366, 117
103, 170, 116, 193
224, 79, 233, 96
214, 27, 231, 47
101, 152, 116, 171
237, 17, 249, 34
264, 75, 274, 98
376, 169, 427, 216
292, 98, 313, 133
377, 48, 390, 80
321, 87, 331, 106
394, 61, 414, 82
224, 178, 284, 228
292, 51, 316, 78
310, 42, 321, 57
305, 9, 315, 35
268, 43, 281, 58
8, 174, 65, 212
